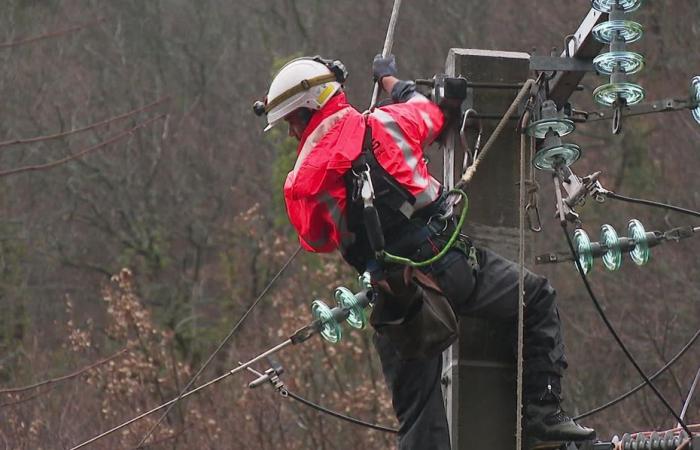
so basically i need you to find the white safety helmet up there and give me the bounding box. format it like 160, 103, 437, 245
254, 57, 344, 131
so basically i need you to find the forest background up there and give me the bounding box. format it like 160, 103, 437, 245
0, 1, 698, 449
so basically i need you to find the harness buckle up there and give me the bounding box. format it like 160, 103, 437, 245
426, 215, 450, 234
358, 164, 375, 207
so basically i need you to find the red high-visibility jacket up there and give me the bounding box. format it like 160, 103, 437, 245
283, 91, 445, 253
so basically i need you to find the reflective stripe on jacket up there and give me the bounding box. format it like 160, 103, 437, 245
283, 91, 445, 253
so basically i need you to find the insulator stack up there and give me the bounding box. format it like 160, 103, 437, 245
527, 100, 582, 172
590, 0, 646, 107
573, 219, 663, 274
612, 430, 692, 450
691, 75, 700, 125
310, 275, 372, 343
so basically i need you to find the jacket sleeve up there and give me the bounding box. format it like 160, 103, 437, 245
390, 80, 419, 103
380, 95, 445, 150
284, 164, 350, 253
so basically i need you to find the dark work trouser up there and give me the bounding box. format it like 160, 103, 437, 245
373, 247, 568, 450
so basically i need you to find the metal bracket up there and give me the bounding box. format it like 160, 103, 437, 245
529, 55, 595, 73
582, 97, 699, 123
535, 252, 575, 265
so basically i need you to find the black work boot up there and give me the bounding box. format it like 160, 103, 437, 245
525, 401, 596, 443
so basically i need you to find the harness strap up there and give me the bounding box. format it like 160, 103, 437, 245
351, 118, 416, 218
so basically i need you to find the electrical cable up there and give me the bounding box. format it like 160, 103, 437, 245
285, 390, 398, 434
574, 327, 700, 420
606, 191, 700, 219
70, 337, 298, 449
561, 225, 693, 438
70, 367, 235, 449
243, 365, 398, 434
135, 245, 302, 448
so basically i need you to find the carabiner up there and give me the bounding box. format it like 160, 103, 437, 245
525, 203, 543, 233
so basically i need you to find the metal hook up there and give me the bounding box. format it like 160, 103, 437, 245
460, 109, 482, 170
564, 34, 578, 59
612, 100, 623, 134
526, 203, 543, 233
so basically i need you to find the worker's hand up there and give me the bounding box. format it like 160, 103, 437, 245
372, 54, 397, 84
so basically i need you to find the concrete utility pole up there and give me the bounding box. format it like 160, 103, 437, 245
436, 8, 606, 450
440, 48, 529, 450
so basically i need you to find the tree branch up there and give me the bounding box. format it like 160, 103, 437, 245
0, 115, 165, 177
0, 96, 170, 149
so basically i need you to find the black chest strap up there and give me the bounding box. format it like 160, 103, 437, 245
349, 123, 416, 219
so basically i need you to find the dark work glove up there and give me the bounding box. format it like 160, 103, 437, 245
372, 54, 397, 83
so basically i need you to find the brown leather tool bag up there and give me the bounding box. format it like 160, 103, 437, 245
370, 267, 458, 361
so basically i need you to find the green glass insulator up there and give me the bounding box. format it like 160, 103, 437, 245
593, 82, 645, 106
600, 224, 622, 271
334, 287, 367, 330
593, 51, 645, 75
691, 76, 700, 125
591, 0, 643, 13
628, 219, 650, 265
592, 20, 643, 44
311, 300, 342, 343
533, 143, 581, 171
526, 119, 575, 139
574, 228, 594, 274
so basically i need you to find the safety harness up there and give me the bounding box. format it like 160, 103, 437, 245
343, 116, 472, 273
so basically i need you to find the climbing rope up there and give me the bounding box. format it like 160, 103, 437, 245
515, 110, 531, 450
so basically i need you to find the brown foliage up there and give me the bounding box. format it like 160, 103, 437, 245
0, 1, 698, 448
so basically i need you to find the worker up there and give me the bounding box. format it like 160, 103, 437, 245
253, 54, 595, 450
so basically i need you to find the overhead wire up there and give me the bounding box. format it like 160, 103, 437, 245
285, 390, 398, 434
561, 224, 693, 438
134, 245, 302, 447
141, 0, 406, 443
243, 365, 398, 434
574, 327, 700, 420
605, 191, 700, 219
70, 338, 300, 449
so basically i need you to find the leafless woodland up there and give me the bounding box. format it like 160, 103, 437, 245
0, 1, 698, 449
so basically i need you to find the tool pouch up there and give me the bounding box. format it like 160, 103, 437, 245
370, 267, 458, 361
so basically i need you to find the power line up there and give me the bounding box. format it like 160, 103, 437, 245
575, 328, 700, 420
135, 245, 302, 447
244, 365, 398, 434
606, 191, 700, 219
562, 224, 693, 437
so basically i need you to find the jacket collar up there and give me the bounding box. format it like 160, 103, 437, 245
298, 92, 350, 152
